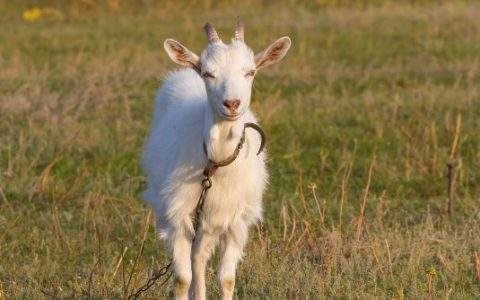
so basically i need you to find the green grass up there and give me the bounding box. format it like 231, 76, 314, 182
1, 1, 480, 298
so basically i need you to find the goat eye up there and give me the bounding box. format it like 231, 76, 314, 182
245, 70, 256, 77
202, 72, 215, 79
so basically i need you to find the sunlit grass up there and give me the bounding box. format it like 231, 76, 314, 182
1, 1, 479, 298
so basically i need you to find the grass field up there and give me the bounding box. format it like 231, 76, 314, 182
1, 0, 480, 298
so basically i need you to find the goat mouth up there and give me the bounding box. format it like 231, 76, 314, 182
219, 111, 241, 121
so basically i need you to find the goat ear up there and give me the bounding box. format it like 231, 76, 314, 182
164, 39, 201, 72
254, 37, 291, 70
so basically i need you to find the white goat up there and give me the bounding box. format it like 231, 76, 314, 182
142, 22, 291, 300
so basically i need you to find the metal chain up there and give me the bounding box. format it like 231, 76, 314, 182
127, 175, 212, 299
127, 262, 173, 300
193, 176, 212, 232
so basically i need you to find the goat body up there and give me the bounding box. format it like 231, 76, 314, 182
143, 68, 266, 241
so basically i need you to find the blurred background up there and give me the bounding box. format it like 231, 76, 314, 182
0, 0, 479, 298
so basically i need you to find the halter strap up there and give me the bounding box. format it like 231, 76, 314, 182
202, 123, 265, 177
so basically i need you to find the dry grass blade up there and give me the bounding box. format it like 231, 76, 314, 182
446, 113, 462, 216
426, 267, 437, 300
475, 251, 480, 284
0, 282, 5, 300
339, 161, 353, 233
87, 259, 101, 300
0, 185, 12, 212
308, 183, 325, 230
449, 113, 462, 160
286, 216, 297, 247
124, 211, 151, 299
384, 239, 394, 280
35, 156, 61, 196
281, 204, 288, 242
446, 162, 457, 217
355, 156, 375, 243
110, 246, 129, 285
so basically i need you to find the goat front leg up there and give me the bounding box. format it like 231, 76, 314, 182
169, 227, 192, 300
217, 222, 248, 300
190, 228, 218, 300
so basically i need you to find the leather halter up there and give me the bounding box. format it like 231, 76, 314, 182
202, 122, 266, 177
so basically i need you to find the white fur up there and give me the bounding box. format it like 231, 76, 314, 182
142, 26, 290, 300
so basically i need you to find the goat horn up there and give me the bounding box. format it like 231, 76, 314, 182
234, 19, 244, 41
204, 22, 221, 43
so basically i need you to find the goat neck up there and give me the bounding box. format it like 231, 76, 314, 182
203, 105, 248, 163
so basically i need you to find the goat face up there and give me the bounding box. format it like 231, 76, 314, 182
163, 21, 291, 121
199, 40, 255, 120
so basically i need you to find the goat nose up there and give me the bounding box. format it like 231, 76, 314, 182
223, 99, 240, 111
